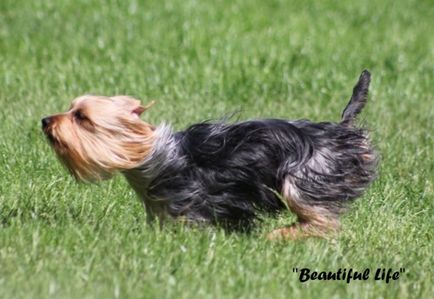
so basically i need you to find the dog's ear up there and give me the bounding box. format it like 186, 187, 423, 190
132, 101, 155, 116
110, 96, 155, 116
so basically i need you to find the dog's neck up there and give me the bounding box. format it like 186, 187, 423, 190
123, 124, 180, 199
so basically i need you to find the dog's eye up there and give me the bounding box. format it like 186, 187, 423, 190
74, 110, 87, 121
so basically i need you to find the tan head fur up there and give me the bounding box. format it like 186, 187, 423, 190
42, 95, 155, 181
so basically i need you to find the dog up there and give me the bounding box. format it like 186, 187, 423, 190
42, 70, 377, 239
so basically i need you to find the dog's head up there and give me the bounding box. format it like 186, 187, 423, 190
42, 95, 155, 181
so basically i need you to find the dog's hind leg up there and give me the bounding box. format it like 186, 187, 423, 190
267, 177, 341, 240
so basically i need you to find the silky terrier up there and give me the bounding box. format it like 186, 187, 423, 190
42, 70, 377, 239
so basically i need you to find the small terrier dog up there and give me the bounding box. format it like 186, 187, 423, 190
42, 70, 377, 239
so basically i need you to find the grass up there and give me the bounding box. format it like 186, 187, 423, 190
0, 0, 433, 298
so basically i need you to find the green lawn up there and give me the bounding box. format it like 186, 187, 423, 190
1, 0, 433, 298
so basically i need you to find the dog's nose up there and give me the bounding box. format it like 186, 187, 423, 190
41, 117, 52, 129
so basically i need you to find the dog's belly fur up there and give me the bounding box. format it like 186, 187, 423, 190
125, 119, 376, 230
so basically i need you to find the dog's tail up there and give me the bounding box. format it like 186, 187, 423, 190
341, 70, 371, 127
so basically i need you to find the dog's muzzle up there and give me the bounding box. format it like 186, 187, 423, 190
41, 116, 53, 129
41, 116, 56, 143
